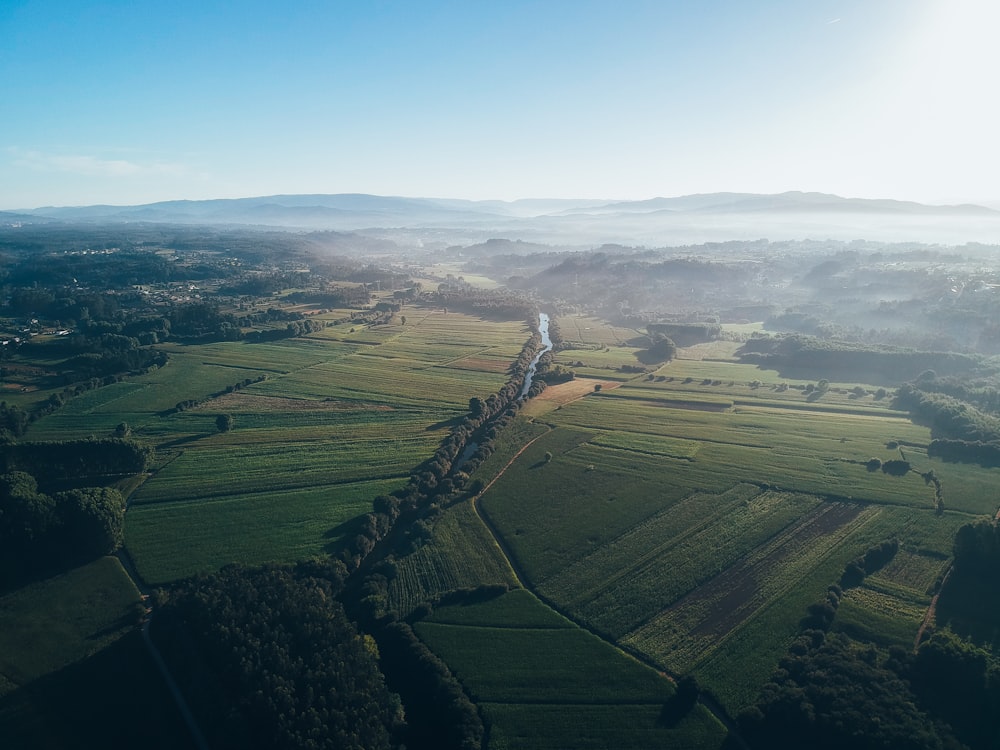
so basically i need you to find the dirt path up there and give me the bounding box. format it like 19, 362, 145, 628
914, 565, 952, 652
119, 508, 210, 749
467, 416, 749, 748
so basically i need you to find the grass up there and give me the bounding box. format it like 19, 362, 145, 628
386, 502, 519, 617
414, 590, 727, 750
89, 306, 535, 584
0, 629, 194, 749
834, 587, 926, 646
0, 557, 141, 693
126, 477, 396, 584
470, 316, 999, 717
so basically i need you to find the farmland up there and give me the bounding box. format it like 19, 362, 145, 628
0, 557, 193, 748
470, 317, 1000, 716
26, 306, 532, 584
8, 263, 1000, 749
414, 590, 727, 749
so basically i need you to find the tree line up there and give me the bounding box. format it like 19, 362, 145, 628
0, 472, 126, 589
739, 520, 1000, 750
151, 561, 402, 750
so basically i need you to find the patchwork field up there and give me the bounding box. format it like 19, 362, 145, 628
470, 322, 1000, 715
414, 590, 727, 750
28, 306, 532, 584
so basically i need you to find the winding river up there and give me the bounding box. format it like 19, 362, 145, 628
519, 312, 552, 399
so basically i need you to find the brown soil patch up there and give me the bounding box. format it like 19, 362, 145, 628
671, 502, 865, 638
204, 393, 393, 412
520, 378, 622, 417
540, 378, 622, 405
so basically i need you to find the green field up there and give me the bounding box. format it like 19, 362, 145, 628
415, 590, 727, 749
0, 557, 141, 694
12, 306, 999, 745
21, 307, 534, 584
0, 557, 194, 748
471, 331, 998, 716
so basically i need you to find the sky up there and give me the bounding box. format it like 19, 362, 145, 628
2, 0, 998, 209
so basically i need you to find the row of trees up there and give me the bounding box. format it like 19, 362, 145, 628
336, 307, 546, 573
0, 437, 152, 479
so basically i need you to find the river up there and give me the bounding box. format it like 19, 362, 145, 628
519, 312, 552, 399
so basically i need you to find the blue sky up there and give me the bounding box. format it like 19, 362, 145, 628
2, 0, 998, 208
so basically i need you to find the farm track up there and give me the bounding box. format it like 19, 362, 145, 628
914, 565, 953, 651
470, 418, 750, 747
119, 497, 210, 750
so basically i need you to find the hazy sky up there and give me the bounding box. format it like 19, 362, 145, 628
2, 0, 998, 209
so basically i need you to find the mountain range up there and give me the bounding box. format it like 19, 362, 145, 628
5, 192, 1000, 245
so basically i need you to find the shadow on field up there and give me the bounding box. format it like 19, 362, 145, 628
425, 415, 465, 431
157, 434, 210, 450
322, 516, 369, 553
0, 630, 195, 750
936, 575, 1000, 652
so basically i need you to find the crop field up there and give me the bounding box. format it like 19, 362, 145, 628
125, 477, 397, 584
622, 502, 878, 668
386, 502, 518, 616
414, 590, 726, 749
0, 557, 140, 695
834, 586, 927, 646
25, 305, 536, 584
472, 324, 998, 716
557, 315, 645, 347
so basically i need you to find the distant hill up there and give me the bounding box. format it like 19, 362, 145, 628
560, 191, 1000, 217
11, 192, 1000, 245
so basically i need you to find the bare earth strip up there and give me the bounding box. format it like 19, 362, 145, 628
521, 379, 622, 417
204, 392, 393, 411
624, 502, 880, 672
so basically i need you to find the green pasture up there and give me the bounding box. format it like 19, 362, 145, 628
897, 445, 1000, 516
415, 590, 726, 750
126, 477, 397, 584
475, 342, 988, 716
82, 307, 533, 584
131, 427, 431, 504
0, 557, 140, 694
424, 589, 566, 628
557, 315, 645, 347
543, 395, 949, 508
554, 347, 647, 373
386, 502, 518, 617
